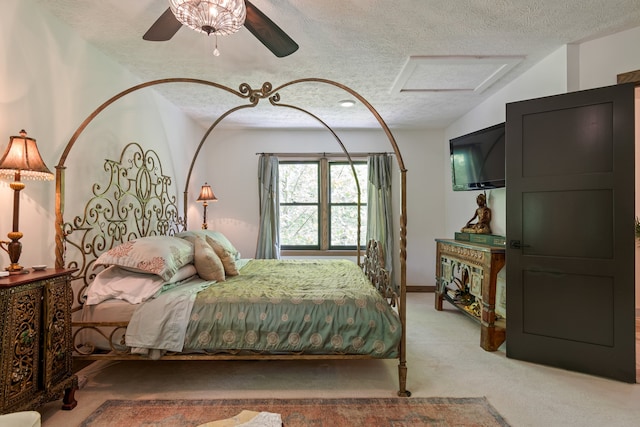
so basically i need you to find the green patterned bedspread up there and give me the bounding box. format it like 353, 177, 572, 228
183, 259, 401, 357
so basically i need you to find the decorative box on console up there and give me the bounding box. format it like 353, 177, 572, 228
454, 232, 506, 248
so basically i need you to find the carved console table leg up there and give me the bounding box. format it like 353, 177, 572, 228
434, 280, 444, 311
479, 269, 506, 351
480, 324, 506, 352
62, 380, 78, 410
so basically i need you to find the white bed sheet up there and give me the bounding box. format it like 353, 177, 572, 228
124, 260, 251, 355
126, 277, 211, 354
76, 259, 271, 355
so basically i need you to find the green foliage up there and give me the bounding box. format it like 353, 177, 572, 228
279, 161, 368, 248
279, 163, 318, 204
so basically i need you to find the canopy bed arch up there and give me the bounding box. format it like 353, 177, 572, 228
55, 78, 410, 397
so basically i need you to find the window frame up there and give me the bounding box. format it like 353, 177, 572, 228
278, 160, 321, 250
278, 156, 367, 254
327, 160, 367, 251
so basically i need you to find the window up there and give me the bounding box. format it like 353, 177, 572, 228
279, 158, 367, 251
279, 161, 319, 249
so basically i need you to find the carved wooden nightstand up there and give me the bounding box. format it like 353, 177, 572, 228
0, 268, 78, 414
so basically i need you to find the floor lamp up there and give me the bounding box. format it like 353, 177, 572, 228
0, 130, 54, 273
197, 182, 217, 229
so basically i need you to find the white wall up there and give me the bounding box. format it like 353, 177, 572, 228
444, 25, 640, 238
5, 0, 638, 292
0, 0, 204, 269
0, 0, 444, 288
444, 27, 640, 306
578, 26, 640, 90
443, 46, 570, 237
190, 128, 445, 287
578, 26, 640, 308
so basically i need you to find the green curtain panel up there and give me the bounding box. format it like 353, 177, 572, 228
256, 154, 280, 259
366, 154, 394, 288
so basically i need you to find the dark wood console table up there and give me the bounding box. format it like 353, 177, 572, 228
434, 239, 506, 351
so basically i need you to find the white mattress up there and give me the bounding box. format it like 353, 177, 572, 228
81, 298, 137, 322
77, 299, 137, 351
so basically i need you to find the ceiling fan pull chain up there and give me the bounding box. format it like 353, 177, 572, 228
213, 34, 220, 57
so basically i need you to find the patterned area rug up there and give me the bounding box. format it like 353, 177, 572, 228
80, 397, 510, 426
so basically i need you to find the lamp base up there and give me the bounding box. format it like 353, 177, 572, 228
5, 263, 25, 273
1, 235, 23, 274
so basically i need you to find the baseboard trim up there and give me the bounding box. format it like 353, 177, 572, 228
407, 285, 434, 293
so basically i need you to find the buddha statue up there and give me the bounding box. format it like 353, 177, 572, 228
461, 193, 492, 234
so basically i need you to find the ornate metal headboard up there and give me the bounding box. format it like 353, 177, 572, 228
58, 142, 185, 303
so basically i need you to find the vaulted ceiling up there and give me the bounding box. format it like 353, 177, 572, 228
35, 0, 640, 129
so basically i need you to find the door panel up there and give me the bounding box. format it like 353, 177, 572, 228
522, 103, 614, 177
522, 190, 613, 258
522, 270, 614, 345
506, 83, 636, 383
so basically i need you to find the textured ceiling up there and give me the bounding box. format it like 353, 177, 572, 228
35, 0, 640, 130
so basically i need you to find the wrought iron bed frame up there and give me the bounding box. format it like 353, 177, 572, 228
54, 78, 410, 397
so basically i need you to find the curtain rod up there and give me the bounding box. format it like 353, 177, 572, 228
255, 152, 394, 158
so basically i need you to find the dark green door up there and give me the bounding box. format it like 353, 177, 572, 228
505, 83, 636, 382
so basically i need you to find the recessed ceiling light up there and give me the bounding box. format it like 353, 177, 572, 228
339, 99, 355, 107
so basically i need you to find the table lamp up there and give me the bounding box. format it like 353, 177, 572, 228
0, 130, 54, 273
196, 182, 217, 229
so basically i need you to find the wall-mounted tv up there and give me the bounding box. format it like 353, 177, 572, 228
450, 122, 505, 191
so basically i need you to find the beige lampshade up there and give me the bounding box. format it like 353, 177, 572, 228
197, 183, 217, 202
0, 130, 54, 181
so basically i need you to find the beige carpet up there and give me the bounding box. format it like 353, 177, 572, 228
79, 397, 510, 426
39, 293, 640, 427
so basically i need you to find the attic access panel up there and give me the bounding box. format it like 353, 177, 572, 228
390, 55, 523, 94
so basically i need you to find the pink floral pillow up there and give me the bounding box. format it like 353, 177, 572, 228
94, 236, 194, 281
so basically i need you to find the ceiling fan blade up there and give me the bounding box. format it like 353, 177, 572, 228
244, 0, 299, 57
143, 7, 183, 41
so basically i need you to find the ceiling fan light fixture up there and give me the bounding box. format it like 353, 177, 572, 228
168, 0, 247, 36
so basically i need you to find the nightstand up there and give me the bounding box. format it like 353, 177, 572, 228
0, 268, 78, 414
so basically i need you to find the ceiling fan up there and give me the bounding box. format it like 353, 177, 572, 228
143, 0, 299, 58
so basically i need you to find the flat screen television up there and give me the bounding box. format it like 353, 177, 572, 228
450, 122, 506, 191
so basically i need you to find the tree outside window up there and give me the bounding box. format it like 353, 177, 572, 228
279, 159, 367, 251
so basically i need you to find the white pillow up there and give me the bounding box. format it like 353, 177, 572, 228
85, 264, 197, 305
176, 230, 240, 260
206, 236, 239, 276
193, 236, 225, 281
94, 236, 194, 281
